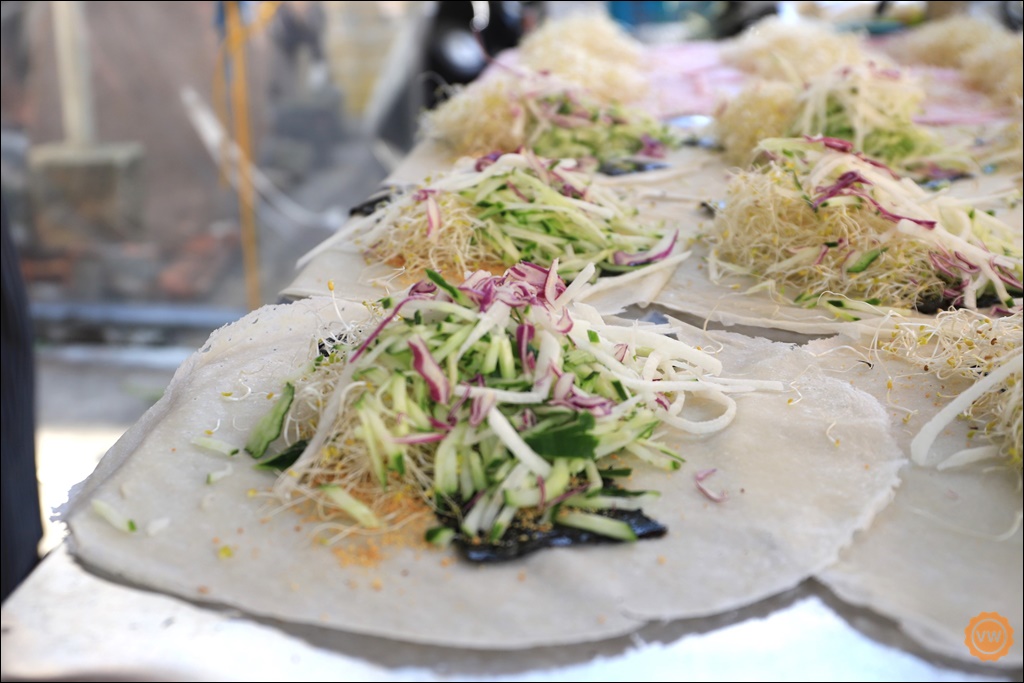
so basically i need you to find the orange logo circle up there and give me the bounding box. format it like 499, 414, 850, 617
964, 612, 1014, 661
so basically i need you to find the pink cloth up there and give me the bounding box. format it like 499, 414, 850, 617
644, 42, 746, 117
490, 41, 1011, 125
642, 42, 1010, 125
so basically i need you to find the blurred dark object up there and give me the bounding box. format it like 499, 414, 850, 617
260, 87, 344, 186
712, 1, 778, 37
270, 0, 325, 71
1, 1, 33, 130
609, 1, 778, 39
1, 194, 43, 603
1, 1, 36, 260
261, 1, 344, 186
1003, 0, 1023, 30
423, 1, 538, 109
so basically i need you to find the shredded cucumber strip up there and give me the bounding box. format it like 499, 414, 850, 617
91, 499, 137, 534
250, 264, 782, 549
297, 152, 676, 281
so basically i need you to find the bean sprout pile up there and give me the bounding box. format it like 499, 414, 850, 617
710, 137, 1022, 319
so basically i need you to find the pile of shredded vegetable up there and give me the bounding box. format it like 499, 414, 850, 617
884, 14, 1010, 68
877, 308, 1023, 472
716, 62, 954, 169
715, 80, 800, 166
720, 17, 878, 82
518, 12, 649, 105
300, 151, 679, 281
240, 264, 781, 551
420, 70, 676, 162
710, 137, 1023, 319
885, 14, 1022, 107
963, 33, 1024, 107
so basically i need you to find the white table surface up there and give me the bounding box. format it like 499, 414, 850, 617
2, 543, 1019, 682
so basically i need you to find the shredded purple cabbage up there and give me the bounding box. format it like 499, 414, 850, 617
409, 336, 450, 404
612, 230, 678, 267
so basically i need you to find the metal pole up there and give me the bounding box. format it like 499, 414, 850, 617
225, 1, 262, 310
51, 0, 95, 146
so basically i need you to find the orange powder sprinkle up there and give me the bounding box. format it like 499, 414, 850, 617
332, 541, 384, 568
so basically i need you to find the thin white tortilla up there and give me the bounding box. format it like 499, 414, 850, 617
808, 336, 1023, 667
64, 297, 904, 649
654, 241, 918, 338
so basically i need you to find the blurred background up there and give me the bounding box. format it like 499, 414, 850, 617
0, 0, 1020, 563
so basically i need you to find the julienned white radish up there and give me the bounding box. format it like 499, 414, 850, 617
910, 352, 1023, 467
